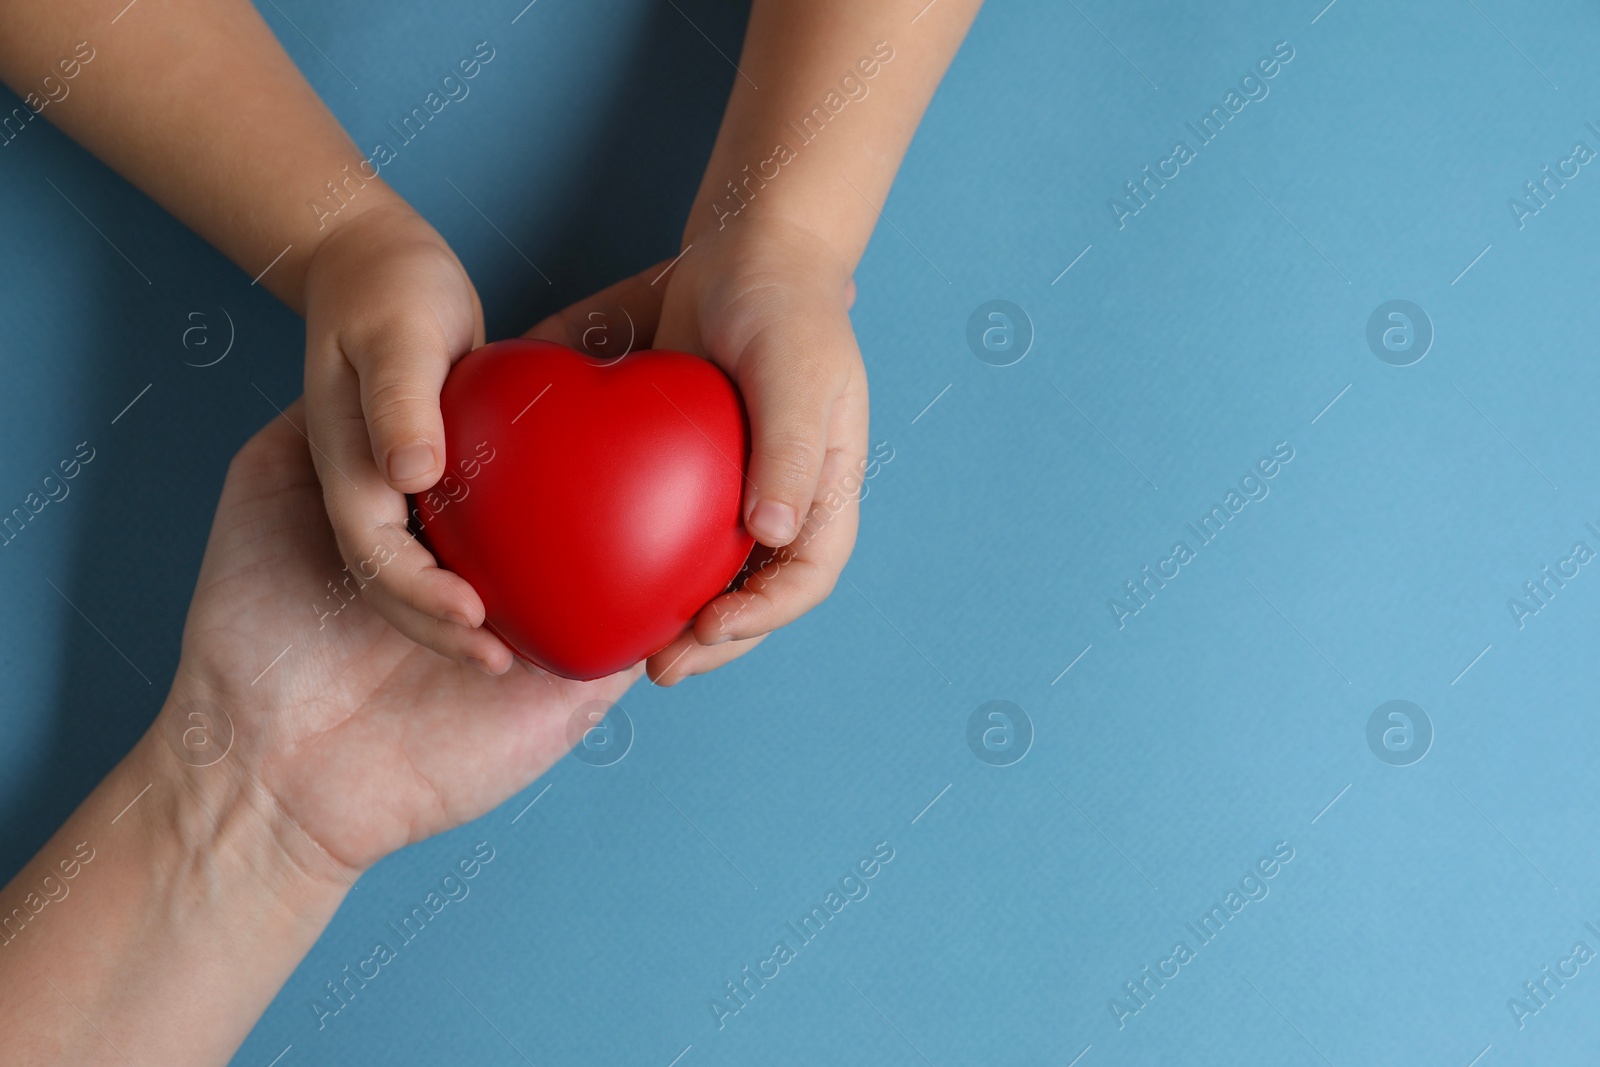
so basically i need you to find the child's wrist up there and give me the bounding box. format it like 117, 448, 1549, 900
681, 142, 873, 270
681, 210, 857, 280
280, 183, 415, 312
298, 197, 448, 306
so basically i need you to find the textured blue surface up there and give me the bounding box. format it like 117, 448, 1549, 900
4, 0, 1600, 1063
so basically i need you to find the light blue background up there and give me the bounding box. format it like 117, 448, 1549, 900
3, 0, 1599, 1063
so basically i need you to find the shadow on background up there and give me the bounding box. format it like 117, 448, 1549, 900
0, 128, 307, 879
475, 0, 744, 339
0, 0, 746, 883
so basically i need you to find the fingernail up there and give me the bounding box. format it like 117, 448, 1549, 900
747, 500, 798, 544
704, 630, 732, 646
387, 443, 436, 484
467, 657, 495, 676
442, 610, 472, 627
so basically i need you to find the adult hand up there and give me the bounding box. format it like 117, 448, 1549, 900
0, 395, 641, 1066
174, 397, 643, 878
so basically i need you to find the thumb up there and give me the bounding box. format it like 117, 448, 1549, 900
736, 312, 855, 547
349, 320, 456, 493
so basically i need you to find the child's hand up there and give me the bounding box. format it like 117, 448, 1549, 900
301, 203, 515, 674
646, 220, 869, 684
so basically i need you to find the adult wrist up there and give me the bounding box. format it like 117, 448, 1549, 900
0, 692, 353, 1065
136, 678, 357, 920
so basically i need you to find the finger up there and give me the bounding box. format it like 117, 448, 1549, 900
305, 353, 513, 671
646, 631, 767, 686
693, 375, 867, 645
359, 559, 514, 674
522, 258, 674, 353
230, 401, 503, 676
735, 310, 857, 548
344, 316, 460, 495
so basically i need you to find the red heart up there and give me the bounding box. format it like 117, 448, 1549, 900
419, 339, 754, 680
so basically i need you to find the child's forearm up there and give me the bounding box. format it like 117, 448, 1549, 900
0, 0, 404, 310
683, 0, 983, 264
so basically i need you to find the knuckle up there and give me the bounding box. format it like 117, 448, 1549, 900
345, 315, 439, 363
789, 352, 835, 389
363, 379, 436, 438
758, 349, 833, 398
757, 432, 822, 491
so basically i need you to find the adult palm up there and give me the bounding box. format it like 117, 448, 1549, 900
168, 399, 641, 878
166, 318, 655, 880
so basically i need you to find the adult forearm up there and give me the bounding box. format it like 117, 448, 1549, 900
683, 0, 983, 263
0, 690, 349, 1065
0, 0, 404, 309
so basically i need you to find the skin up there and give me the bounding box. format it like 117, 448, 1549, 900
647, 0, 985, 681
0, 0, 981, 685
0, 274, 675, 1062
0, 0, 508, 670
0, 1, 983, 1057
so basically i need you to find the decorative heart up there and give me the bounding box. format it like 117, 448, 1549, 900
419, 339, 754, 680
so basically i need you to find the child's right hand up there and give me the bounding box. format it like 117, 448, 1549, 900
301, 202, 518, 675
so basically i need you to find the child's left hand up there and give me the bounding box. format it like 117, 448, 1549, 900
644, 218, 870, 685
